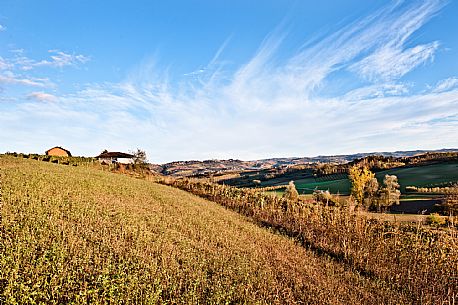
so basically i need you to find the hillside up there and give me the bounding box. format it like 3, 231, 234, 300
155, 148, 458, 177
0, 156, 409, 304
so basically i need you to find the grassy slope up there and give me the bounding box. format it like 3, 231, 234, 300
0, 157, 406, 304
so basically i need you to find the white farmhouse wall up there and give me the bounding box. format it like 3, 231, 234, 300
117, 158, 134, 164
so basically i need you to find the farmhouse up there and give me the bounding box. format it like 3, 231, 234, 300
96, 151, 134, 164
45, 146, 72, 157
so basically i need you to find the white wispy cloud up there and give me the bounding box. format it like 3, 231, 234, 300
26, 91, 58, 102
0, 57, 12, 70
349, 0, 443, 81
342, 83, 410, 101
0, 48, 88, 93
1, 0, 456, 161
351, 41, 439, 81
17, 50, 90, 70
0, 25, 5, 32
0, 71, 52, 87
433, 77, 458, 92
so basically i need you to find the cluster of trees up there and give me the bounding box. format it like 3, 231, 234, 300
313, 163, 346, 176
312, 152, 458, 179
406, 184, 458, 194
349, 166, 400, 211
350, 155, 405, 171
313, 156, 404, 177
401, 151, 458, 165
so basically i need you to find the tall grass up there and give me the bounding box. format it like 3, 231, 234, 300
158, 177, 458, 304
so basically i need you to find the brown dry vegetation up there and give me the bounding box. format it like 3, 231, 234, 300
158, 177, 458, 304
0, 156, 415, 304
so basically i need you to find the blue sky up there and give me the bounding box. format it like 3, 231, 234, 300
1, 0, 457, 163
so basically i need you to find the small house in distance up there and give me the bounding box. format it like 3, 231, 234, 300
45, 146, 72, 157
96, 151, 134, 164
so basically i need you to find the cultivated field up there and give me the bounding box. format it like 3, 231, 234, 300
261, 161, 458, 195
0, 156, 415, 304
376, 161, 458, 191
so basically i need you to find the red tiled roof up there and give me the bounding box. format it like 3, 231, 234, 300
45, 146, 72, 156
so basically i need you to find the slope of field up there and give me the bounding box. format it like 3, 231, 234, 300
0, 156, 407, 304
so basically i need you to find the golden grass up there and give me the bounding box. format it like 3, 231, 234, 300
358, 211, 431, 223
0, 156, 412, 304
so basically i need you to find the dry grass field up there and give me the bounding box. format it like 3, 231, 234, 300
0, 156, 415, 304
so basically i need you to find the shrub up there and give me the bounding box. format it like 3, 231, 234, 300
426, 213, 446, 226
252, 179, 261, 187
313, 190, 340, 206
283, 181, 299, 200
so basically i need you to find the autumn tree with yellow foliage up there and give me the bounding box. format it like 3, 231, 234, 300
348, 166, 377, 208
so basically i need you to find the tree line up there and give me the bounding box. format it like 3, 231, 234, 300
348, 165, 400, 212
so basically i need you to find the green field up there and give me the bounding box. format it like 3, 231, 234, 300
375, 161, 458, 190
268, 161, 458, 195
0, 156, 409, 304
294, 177, 352, 194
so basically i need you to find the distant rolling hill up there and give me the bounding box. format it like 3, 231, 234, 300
154, 148, 458, 177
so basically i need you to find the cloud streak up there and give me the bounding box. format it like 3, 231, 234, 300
349, 0, 444, 81
0, 72, 52, 87
17, 50, 90, 70
433, 77, 458, 93
0, 47, 89, 92
26, 91, 58, 102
